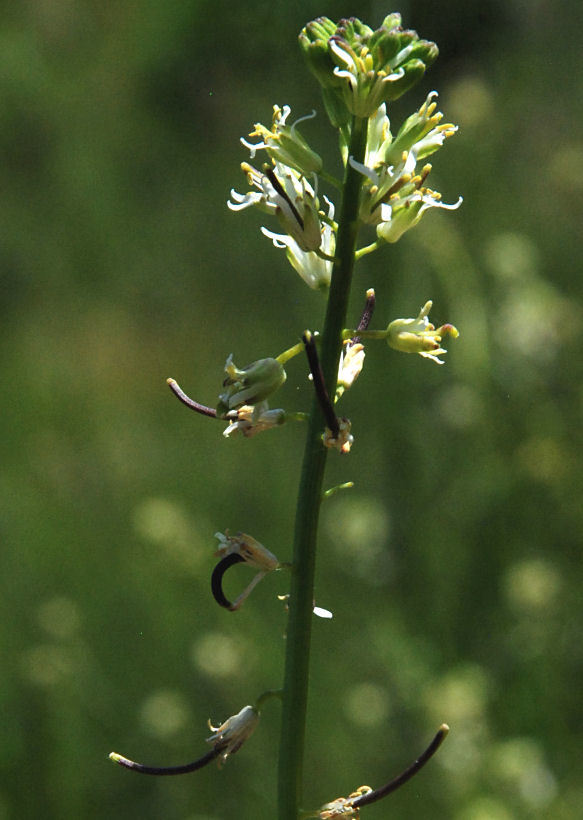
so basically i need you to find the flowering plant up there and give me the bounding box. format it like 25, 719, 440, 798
110, 12, 461, 818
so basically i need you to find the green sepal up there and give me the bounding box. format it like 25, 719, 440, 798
370, 30, 404, 68
380, 12, 403, 32
383, 59, 428, 102
322, 87, 351, 129
407, 40, 439, 67
300, 38, 335, 87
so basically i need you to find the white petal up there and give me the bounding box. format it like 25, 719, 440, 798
349, 156, 379, 186
313, 606, 333, 619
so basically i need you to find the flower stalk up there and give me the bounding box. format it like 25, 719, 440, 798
278, 113, 369, 820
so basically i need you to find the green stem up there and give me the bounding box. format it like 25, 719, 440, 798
341, 328, 389, 341
277, 114, 369, 820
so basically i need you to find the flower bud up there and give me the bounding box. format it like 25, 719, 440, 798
241, 105, 322, 176
217, 355, 286, 417
299, 14, 438, 122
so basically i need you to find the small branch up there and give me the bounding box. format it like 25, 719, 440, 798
167, 378, 217, 418
109, 747, 221, 776
276, 341, 306, 365
319, 169, 343, 190
351, 724, 450, 808
302, 331, 339, 438
256, 689, 284, 709
341, 328, 388, 341
354, 240, 382, 261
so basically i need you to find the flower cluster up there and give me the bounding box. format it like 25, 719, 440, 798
229, 130, 335, 290
352, 93, 461, 243
299, 14, 438, 124
114, 13, 459, 813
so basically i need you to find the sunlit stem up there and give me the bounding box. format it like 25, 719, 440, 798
277, 341, 308, 365
341, 328, 389, 341
278, 113, 369, 820
355, 239, 383, 261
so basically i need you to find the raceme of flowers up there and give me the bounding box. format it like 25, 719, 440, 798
228, 88, 460, 288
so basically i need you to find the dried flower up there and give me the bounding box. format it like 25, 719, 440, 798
206, 705, 259, 767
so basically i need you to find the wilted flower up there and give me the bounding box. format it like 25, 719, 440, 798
322, 418, 353, 453
387, 300, 459, 364
241, 104, 322, 175
223, 403, 286, 438
318, 786, 373, 818
206, 705, 259, 767
337, 341, 365, 397
214, 531, 280, 572
217, 355, 286, 417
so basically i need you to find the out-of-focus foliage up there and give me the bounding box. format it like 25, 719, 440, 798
1, 1, 582, 818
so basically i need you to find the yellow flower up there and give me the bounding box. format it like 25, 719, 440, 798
387, 301, 459, 364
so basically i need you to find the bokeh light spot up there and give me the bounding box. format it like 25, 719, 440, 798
191, 632, 244, 678
139, 689, 190, 739
343, 682, 390, 727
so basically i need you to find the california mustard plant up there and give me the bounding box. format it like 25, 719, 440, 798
110, 12, 462, 819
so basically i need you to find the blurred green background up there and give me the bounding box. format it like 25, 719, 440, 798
1, 1, 582, 818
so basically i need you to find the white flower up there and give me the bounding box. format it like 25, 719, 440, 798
206, 705, 259, 766
223, 403, 286, 438
240, 104, 322, 175
262, 195, 336, 290
349, 93, 461, 242
337, 342, 365, 392
228, 161, 322, 252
